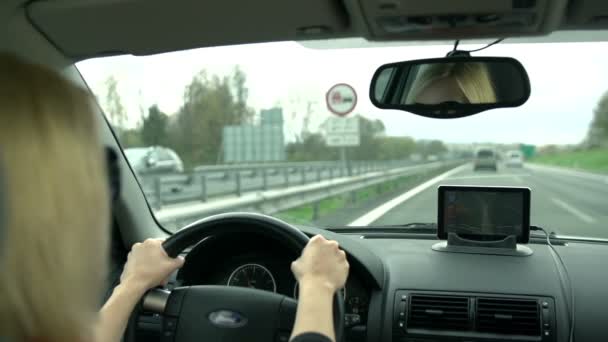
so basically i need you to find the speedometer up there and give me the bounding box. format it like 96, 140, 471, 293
227, 263, 277, 292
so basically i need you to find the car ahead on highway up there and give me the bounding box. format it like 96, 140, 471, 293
124, 147, 184, 176
473, 148, 498, 171
506, 150, 524, 168
6, 1, 608, 342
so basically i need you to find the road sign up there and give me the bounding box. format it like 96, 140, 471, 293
325, 116, 360, 147
520, 144, 536, 159
326, 134, 360, 147
326, 83, 357, 116
325, 116, 360, 134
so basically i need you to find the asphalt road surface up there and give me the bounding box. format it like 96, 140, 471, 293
365, 163, 608, 239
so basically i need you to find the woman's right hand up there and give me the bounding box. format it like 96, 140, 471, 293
291, 235, 349, 293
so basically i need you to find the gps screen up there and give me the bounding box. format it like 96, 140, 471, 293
439, 186, 530, 242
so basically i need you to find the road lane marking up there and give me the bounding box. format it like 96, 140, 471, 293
348, 164, 470, 226
551, 198, 596, 224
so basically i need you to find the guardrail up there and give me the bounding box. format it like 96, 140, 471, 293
155, 161, 463, 231
192, 159, 406, 175
139, 159, 424, 209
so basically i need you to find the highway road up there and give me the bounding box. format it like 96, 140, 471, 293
352, 163, 608, 239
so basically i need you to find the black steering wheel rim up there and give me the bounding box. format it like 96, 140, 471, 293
140, 212, 344, 342
163, 212, 310, 258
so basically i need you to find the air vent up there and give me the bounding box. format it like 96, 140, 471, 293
408, 295, 470, 331
477, 298, 540, 336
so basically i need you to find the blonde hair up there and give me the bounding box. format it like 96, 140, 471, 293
0, 54, 109, 342
405, 62, 497, 104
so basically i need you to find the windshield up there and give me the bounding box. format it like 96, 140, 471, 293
77, 38, 608, 239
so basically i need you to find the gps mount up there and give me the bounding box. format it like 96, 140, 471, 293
432, 232, 533, 257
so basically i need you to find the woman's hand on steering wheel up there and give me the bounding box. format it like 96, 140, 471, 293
290, 235, 349, 342
292, 234, 349, 293
120, 238, 185, 294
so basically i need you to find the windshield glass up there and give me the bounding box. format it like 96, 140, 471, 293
77, 39, 608, 238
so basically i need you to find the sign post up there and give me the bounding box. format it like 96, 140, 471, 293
325, 84, 358, 176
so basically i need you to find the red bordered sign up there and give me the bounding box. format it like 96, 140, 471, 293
326, 83, 357, 117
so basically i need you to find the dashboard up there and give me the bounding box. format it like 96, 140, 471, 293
148, 225, 608, 342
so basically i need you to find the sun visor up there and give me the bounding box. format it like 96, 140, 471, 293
27, 0, 352, 59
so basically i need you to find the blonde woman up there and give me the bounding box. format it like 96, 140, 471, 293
405, 62, 497, 105
0, 54, 184, 342
0, 54, 347, 342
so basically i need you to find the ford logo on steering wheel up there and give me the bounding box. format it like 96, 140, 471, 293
208, 310, 248, 328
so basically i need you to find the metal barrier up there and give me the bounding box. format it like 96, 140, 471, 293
140, 159, 420, 209
154, 161, 463, 231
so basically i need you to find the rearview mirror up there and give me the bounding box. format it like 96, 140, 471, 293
370, 57, 530, 118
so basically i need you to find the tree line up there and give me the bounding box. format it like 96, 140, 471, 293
537, 89, 608, 155
104, 67, 254, 169
585, 90, 608, 149
286, 117, 447, 162
101, 67, 447, 169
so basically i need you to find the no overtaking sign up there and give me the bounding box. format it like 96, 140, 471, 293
326, 83, 357, 117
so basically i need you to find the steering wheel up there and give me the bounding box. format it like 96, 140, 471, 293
139, 212, 345, 342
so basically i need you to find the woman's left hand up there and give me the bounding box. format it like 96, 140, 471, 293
120, 238, 185, 294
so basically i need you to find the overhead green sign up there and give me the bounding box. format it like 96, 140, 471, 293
520, 144, 536, 159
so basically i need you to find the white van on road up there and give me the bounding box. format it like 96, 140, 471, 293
473, 148, 498, 171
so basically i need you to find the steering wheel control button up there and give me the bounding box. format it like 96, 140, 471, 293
208, 310, 248, 328
163, 317, 178, 331
345, 314, 361, 326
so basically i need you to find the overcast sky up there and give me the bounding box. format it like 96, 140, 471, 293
77, 39, 608, 145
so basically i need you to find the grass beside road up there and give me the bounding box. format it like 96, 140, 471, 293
532, 149, 608, 174
275, 166, 454, 225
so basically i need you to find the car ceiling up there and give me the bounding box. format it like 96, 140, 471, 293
8, 0, 608, 60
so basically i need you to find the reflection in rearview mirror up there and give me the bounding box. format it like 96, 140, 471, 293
370, 57, 530, 118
